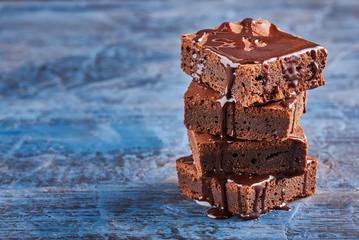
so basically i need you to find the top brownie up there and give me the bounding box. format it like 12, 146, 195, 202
181, 18, 327, 107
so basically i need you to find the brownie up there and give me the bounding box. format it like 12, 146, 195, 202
181, 18, 327, 107
176, 155, 317, 219
184, 80, 307, 140
188, 125, 307, 176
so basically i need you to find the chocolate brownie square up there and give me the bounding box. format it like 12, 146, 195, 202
188, 125, 307, 176
181, 18, 327, 107
184, 80, 307, 140
176, 155, 317, 219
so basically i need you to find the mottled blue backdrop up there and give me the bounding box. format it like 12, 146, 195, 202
0, 1, 358, 239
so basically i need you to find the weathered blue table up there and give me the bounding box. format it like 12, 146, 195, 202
0, 1, 358, 239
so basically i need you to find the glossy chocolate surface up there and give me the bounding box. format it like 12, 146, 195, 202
194, 18, 321, 65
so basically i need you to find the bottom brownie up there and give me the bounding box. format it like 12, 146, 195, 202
176, 155, 317, 220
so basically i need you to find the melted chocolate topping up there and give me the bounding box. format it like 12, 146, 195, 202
206, 174, 232, 219
213, 138, 233, 173
194, 18, 320, 65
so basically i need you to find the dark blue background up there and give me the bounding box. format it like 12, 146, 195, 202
0, 1, 358, 239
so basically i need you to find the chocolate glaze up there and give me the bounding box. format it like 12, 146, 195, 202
194, 18, 320, 65
213, 138, 233, 173
218, 67, 236, 138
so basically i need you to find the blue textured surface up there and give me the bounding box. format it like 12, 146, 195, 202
0, 0, 359, 239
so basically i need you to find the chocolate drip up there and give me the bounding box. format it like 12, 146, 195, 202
280, 94, 298, 133
274, 181, 291, 211
242, 182, 269, 220
213, 138, 232, 173
206, 175, 232, 219
208, 51, 237, 219
261, 182, 268, 214
213, 65, 236, 174
194, 22, 232, 42
218, 66, 236, 138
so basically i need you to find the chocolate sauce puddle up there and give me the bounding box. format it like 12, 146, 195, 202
206, 174, 232, 219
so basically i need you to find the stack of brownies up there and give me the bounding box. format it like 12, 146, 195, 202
176, 18, 327, 219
